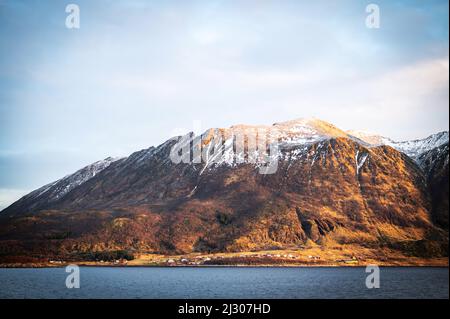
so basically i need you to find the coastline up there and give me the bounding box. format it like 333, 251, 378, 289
1, 257, 448, 269
1, 263, 448, 269
2, 246, 448, 268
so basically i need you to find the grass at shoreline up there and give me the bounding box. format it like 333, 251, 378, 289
1, 246, 448, 268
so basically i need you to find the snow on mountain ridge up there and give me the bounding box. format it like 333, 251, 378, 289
182, 118, 356, 174
348, 130, 449, 159
347, 130, 394, 146
19, 157, 120, 205
388, 131, 449, 159
173, 119, 448, 173
205, 118, 350, 148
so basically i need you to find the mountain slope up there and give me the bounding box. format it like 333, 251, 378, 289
417, 143, 449, 228
3, 157, 120, 216
348, 130, 449, 230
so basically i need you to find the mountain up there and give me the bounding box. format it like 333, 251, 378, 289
0, 118, 448, 262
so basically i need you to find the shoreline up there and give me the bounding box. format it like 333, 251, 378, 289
1, 261, 448, 269
2, 248, 448, 268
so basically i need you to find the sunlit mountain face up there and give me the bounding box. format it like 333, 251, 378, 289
0, 118, 448, 264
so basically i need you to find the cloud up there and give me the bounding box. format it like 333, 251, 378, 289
273, 57, 449, 139
372, 58, 449, 97
191, 28, 221, 45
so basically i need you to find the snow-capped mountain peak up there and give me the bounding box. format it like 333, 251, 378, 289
213, 118, 350, 148
273, 118, 349, 145
175, 118, 358, 174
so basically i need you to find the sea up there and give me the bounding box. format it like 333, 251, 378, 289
0, 266, 447, 299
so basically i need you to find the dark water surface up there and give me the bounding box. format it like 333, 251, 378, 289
0, 267, 448, 299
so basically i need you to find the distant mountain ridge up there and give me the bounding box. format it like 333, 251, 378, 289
347, 130, 449, 160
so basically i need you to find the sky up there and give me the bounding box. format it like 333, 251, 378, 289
0, 0, 449, 209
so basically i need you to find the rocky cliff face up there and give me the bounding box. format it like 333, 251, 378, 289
0, 119, 448, 259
